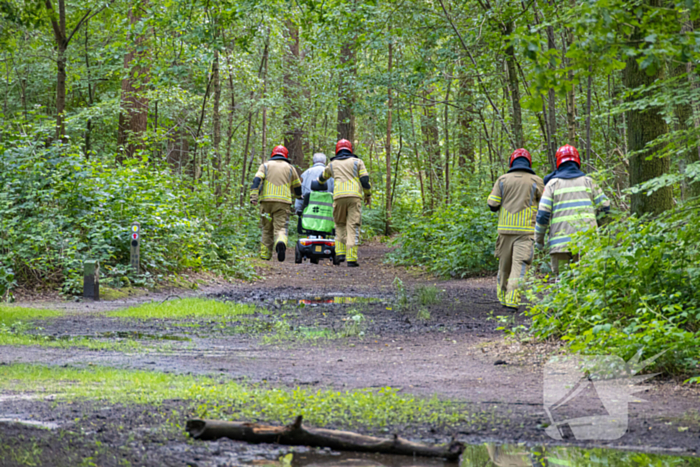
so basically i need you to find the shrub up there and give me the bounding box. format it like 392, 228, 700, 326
388, 203, 498, 278
526, 206, 700, 377
0, 136, 256, 296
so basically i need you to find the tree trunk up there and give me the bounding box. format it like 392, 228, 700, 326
260, 39, 269, 164
239, 112, 254, 207
585, 65, 593, 168
563, 27, 577, 144
385, 34, 393, 236
117, 0, 150, 162
546, 23, 557, 167
457, 72, 475, 169
503, 21, 524, 149
224, 63, 236, 196
624, 0, 672, 216
421, 90, 440, 210
283, 20, 304, 167
444, 77, 451, 205
212, 49, 222, 198
337, 40, 356, 141
167, 127, 190, 174
673, 16, 700, 200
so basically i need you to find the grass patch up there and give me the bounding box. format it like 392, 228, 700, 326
0, 364, 466, 428
0, 306, 143, 351
0, 327, 144, 351
0, 305, 61, 325
415, 285, 440, 306
106, 298, 256, 320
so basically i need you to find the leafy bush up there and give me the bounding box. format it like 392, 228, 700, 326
0, 136, 256, 296
388, 203, 498, 278
526, 207, 700, 377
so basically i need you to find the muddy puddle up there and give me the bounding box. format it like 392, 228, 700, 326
98, 330, 191, 341
276, 295, 386, 307
256, 443, 700, 466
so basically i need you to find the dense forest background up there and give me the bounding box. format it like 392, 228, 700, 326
0, 0, 698, 377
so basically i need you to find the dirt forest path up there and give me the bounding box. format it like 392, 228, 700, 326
2, 244, 700, 464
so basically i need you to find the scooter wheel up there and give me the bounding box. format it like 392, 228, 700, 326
294, 243, 302, 264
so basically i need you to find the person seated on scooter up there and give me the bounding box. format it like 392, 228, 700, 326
298, 179, 335, 237
295, 153, 334, 215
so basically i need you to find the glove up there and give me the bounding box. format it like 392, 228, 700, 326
250, 190, 258, 206
535, 242, 544, 251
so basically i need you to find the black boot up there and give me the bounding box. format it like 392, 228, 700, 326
334, 255, 346, 266
347, 261, 359, 268
276, 242, 286, 262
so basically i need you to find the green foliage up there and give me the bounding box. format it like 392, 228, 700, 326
388, 203, 498, 278
392, 276, 409, 311
0, 136, 256, 295
526, 207, 700, 376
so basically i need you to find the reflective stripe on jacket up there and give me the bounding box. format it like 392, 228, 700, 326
487, 171, 544, 235
320, 158, 369, 200
535, 176, 610, 253
254, 160, 301, 204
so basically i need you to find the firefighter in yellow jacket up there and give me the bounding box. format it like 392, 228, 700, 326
250, 145, 302, 261
317, 139, 371, 267
487, 149, 544, 311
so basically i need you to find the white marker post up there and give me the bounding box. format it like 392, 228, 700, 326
130, 222, 141, 273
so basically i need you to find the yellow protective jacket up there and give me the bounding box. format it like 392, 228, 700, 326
318, 152, 371, 201
250, 157, 302, 204
487, 169, 544, 235
535, 175, 610, 254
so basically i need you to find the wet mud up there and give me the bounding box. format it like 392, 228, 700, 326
1, 245, 699, 466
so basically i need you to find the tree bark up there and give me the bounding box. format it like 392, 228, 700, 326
212, 48, 222, 198
385, 32, 393, 235
585, 65, 593, 168
546, 22, 557, 166
83, 20, 93, 156
457, 71, 475, 169
421, 90, 440, 211
283, 20, 304, 167
673, 16, 700, 200
337, 1, 357, 143
186, 416, 464, 461
503, 21, 524, 149
444, 77, 451, 205
623, 0, 672, 216
117, 0, 150, 162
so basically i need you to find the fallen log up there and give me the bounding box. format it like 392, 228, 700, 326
186, 416, 464, 461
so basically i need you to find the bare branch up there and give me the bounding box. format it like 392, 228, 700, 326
435, 0, 515, 148
67, 3, 113, 46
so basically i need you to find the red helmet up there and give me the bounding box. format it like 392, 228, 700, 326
271, 145, 288, 159
335, 139, 352, 155
509, 148, 532, 167
555, 144, 580, 168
